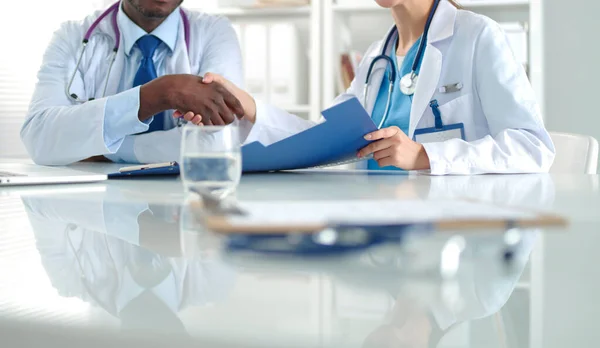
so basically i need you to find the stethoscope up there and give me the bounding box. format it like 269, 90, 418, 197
364, 0, 441, 128
66, 1, 191, 103
66, 223, 120, 315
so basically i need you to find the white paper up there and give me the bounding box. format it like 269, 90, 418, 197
227, 199, 537, 227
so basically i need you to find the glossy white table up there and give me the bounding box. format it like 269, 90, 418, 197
0, 161, 599, 348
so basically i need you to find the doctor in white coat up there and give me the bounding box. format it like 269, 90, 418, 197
198, 0, 556, 175
21, 0, 247, 166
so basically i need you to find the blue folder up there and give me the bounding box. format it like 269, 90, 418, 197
241, 97, 378, 172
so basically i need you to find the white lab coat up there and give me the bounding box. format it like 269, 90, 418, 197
21, 6, 248, 165
251, 0, 556, 175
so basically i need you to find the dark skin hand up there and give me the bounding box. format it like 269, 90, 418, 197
139, 75, 245, 126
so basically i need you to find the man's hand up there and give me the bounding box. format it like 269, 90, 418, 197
357, 126, 431, 170
174, 72, 257, 125
139, 74, 245, 126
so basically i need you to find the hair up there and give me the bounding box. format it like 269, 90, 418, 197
448, 0, 462, 9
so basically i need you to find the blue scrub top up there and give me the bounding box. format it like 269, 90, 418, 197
368, 37, 423, 171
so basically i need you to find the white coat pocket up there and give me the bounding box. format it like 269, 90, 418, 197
436, 93, 474, 140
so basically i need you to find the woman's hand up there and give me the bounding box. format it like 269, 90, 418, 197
173, 73, 257, 125
357, 126, 431, 170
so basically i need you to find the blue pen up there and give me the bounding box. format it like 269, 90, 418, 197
429, 100, 444, 130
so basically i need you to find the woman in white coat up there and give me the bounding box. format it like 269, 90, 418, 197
191, 0, 555, 175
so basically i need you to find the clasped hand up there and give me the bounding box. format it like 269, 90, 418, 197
170, 73, 430, 171
173, 73, 257, 126
357, 126, 431, 170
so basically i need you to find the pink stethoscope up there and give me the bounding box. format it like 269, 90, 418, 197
66, 1, 191, 103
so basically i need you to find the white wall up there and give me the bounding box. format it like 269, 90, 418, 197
531, 0, 600, 171
0, 0, 109, 159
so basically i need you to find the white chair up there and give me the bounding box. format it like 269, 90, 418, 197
549, 132, 599, 174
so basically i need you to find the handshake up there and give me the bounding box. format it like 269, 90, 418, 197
139, 73, 256, 126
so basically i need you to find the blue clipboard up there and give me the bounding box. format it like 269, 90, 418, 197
108, 162, 180, 178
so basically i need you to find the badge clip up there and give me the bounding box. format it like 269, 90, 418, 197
438, 82, 463, 94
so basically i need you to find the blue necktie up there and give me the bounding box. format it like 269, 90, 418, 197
133, 35, 163, 133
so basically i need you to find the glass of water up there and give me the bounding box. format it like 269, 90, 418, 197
180, 122, 242, 198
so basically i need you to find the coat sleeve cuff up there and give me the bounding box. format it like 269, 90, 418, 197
103, 136, 139, 163
422, 142, 472, 175
103, 87, 151, 152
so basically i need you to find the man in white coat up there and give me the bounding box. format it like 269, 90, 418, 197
21, 0, 247, 165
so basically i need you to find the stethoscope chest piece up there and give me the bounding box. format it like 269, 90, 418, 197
400, 72, 418, 96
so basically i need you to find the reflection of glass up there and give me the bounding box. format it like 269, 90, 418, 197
179, 199, 225, 259
180, 123, 241, 198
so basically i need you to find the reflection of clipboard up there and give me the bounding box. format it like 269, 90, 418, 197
192, 199, 568, 234
108, 162, 180, 178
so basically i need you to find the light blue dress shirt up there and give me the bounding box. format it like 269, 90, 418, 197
368, 37, 421, 171
104, 7, 181, 163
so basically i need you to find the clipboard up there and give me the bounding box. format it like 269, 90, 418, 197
108, 162, 180, 178
190, 199, 568, 235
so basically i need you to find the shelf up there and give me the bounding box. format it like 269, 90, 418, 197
333, 0, 529, 13
199, 6, 311, 18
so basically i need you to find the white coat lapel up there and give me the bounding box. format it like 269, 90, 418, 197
408, 0, 457, 138
166, 9, 192, 75
408, 47, 442, 138
365, 59, 388, 116
365, 27, 398, 117
95, 9, 126, 98
103, 46, 127, 97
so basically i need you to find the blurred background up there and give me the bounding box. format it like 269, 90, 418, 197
0, 0, 596, 163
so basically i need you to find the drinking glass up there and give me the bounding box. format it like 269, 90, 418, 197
180, 122, 241, 198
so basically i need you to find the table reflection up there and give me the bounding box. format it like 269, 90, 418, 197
14, 172, 554, 346
22, 187, 235, 334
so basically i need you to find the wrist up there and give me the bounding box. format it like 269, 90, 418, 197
246, 97, 257, 124
155, 75, 177, 109
139, 76, 173, 121
416, 144, 431, 170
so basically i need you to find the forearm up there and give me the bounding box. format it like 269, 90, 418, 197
114, 127, 183, 164
21, 98, 110, 165
422, 129, 555, 175
244, 99, 316, 146
22, 87, 158, 165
